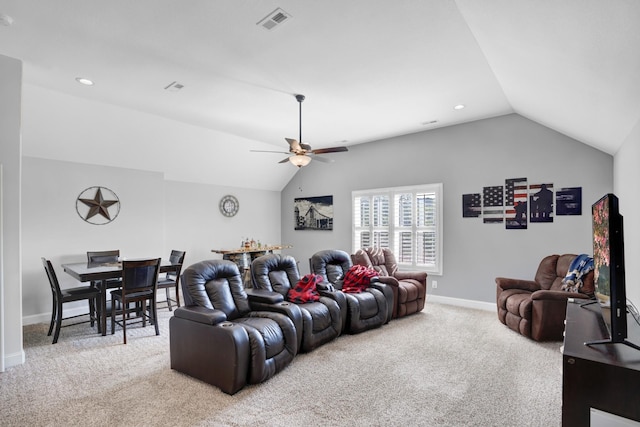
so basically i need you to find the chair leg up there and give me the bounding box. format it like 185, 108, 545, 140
142, 301, 147, 328
52, 300, 63, 344
152, 297, 159, 336
122, 297, 127, 344
88, 298, 95, 328
111, 300, 116, 335
95, 294, 102, 334
47, 295, 56, 337
175, 283, 180, 308
165, 287, 172, 311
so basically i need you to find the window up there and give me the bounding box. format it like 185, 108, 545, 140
353, 183, 443, 275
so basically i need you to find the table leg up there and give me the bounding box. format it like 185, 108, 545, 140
101, 281, 107, 336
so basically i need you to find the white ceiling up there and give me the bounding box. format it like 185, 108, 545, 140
1, 0, 639, 190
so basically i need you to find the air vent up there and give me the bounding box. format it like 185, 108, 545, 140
164, 81, 184, 92
257, 8, 291, 30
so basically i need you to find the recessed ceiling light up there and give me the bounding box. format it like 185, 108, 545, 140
75, 77, 94, 86
0, 13, 13, 26
453, 104, 465, 110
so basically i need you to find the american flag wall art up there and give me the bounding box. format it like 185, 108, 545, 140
462, 193, 482, 218
505, 177, 528, 229
556, 187, 582, 216
483, 186, 504, 224
529, 183, 554, 223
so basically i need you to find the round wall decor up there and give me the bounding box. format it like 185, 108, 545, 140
76, 186, 120, 225
219, 195, 239, 217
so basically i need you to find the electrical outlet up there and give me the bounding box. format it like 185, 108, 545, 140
432, 280, 438, 289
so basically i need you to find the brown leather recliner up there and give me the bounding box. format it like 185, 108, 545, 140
495, 254, 594, 341
250, 253, 343, 353
310, 249, 391, 333
352, 247, 427, 319
169, 259, 300, 394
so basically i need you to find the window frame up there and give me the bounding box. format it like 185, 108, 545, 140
352, 183, 443, 275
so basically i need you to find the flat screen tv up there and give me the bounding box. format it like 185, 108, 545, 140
585, 193, 639, 351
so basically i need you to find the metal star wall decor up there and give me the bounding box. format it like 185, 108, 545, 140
76, 186, 120, 225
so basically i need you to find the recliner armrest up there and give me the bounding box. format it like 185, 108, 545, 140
317, 282, 335, 292
375, 275, 400, 288
531, 290, 591, 301
174, 306, 227, 325
246, 288, 285, 304
394, 270, 427, 283
495, 277, 540, 292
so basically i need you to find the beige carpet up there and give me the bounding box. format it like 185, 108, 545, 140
1, 302, 562, 426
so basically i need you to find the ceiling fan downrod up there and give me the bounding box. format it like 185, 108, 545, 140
296, 94, 305, 143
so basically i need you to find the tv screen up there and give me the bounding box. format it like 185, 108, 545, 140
591, 193, 628, 343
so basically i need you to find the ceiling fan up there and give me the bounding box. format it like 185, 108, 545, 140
251, 94, 348, 167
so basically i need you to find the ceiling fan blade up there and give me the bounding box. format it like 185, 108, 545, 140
251, 149, 290, 154
285, 138, 302, 153
311, 155, 334, 163
300, 143, 312, 151
278, 157, 290, 164
311, 146, 348, 155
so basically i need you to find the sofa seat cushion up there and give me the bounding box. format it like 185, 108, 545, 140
349, 291, 380, 319
235, 317, 285, 360
300, 301, 332, 332
505, 311, 531, 337
505, 292, 532, 318
397, 279, 421, 304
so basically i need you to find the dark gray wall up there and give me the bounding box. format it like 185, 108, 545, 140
281, 114, 613, 304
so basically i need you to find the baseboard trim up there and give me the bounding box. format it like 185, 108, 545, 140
3, 349, 25, 369
23, 295, 497, 324
428, 295, 496, 312
23, 294, 176, 326
22, 306, 89, 326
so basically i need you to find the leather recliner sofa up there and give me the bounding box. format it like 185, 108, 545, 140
310, 249, 392, 333
169, 259, 300, 394
250, 253, 343, 353
495, 254, 594, 341
352, 247, 427, 319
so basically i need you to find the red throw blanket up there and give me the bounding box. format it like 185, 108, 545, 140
287, 274, 322, 303
342, 265, 378, 293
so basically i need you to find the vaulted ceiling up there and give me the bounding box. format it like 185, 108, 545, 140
1, 1, 639, 190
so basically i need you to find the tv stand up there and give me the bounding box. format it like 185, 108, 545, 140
562, 302, 640, 426
585, 338, 640, 352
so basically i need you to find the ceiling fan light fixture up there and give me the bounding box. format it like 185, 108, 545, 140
289, 154, 311, 168
75, 77, 94, 86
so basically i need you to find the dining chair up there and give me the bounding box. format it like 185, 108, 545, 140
157, 250, 186, 311
87, 249, 121, 332
41, 257, 101, 344
110, 258, 161, 344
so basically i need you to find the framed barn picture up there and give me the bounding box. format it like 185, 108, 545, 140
294, 195, 333, 230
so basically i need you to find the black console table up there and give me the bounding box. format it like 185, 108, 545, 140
562, 302, 640, 426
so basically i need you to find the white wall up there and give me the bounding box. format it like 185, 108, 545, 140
0, 54, 23, 370
282, 114, 614, 304
162, 180, 282, 267
614, 118, 640, 306
21, 158, 164, 320
21, 157, 282, 323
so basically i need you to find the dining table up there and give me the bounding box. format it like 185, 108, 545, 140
62, 259, 181, 336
